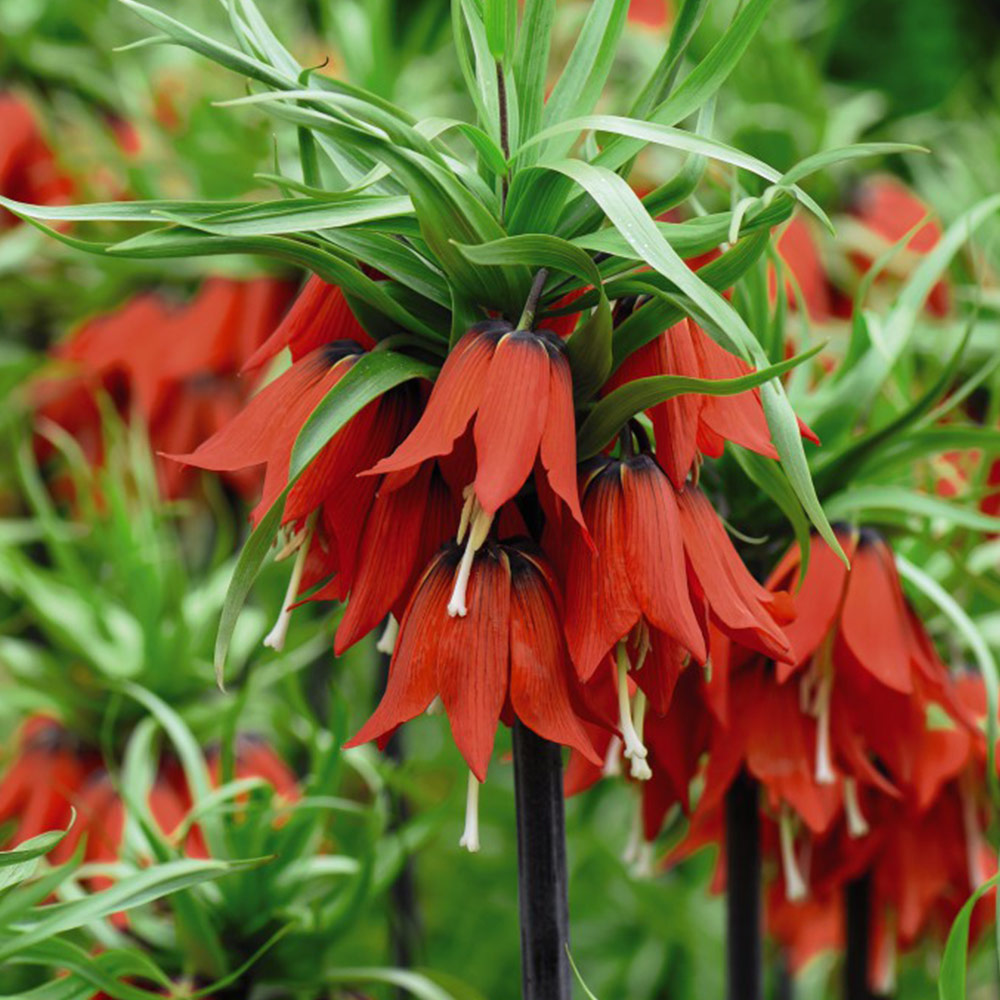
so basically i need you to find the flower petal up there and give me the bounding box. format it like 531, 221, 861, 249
508, 549, 600, 764
538, 348, 587, 532
368, 324, 501, 476
437, 546, 511, 781
621, 456, 707, 662
473, 331, 551, 513
345, 552, 452, 750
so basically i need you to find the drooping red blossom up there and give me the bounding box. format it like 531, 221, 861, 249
773, 216, 833, 322
561, 453, 791, 687
605, 319, 819, 489
565, 657, 713, 843
347, 540, 600, 782
35, 278, 295, 498
0, 94, 74, 227
171, 340, 414, 529
368, 322, 585, 532
847, 175, 950, 317
333, 462, 459, 654
242, 275, 373, 373
0, 717, 96, 845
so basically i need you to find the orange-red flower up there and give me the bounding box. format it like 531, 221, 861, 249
369, 322, 584, 530
35, 278, 295, 498
606, 319, 818, 488
348, 540, 600, 782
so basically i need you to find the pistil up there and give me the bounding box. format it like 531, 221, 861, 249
459, 770, 482, 853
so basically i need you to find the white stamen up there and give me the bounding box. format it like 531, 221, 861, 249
843, 778, 869, 838
779, 809, 808, 902
447, 492, 494, 618
459, 771, 481, 853
425, 695, 444, 716
263, 514, 315, 652
616, 644, 650, 778
812, 670, 836, 785
629, 692, 652, 781
961, 778, 987, 887
631, 620, 651, 673
376, 614, 399, 655
602, 736, 623, 778
448, 541, 476, 618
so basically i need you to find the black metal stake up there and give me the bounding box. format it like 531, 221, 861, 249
512, 720, 573, 1000
376, 646, 423, 981
726, 770, 762, 1000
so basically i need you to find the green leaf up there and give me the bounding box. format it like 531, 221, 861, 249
154, 196, 415, 236
594, 0, 777, 172
520, 115, 828, 228
484, 0, 516, 61
938, 872, 1000, 1000
629, 0, 709, 120
513, 0, 555, 166
577, 344, 822, 460
214, 351, 433, 681
540, 0, 629, 159
824, 486, 1000, 534
0, 858, 263, 960
780, 142, 927, 187
323, 969, 459, 1000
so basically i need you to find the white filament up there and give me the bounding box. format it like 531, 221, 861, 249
843, 778, 869, 838
263, 515, 315, 652
616, 644, 651, 780
459, 771, 481, 853
448, 492, 494, 618
779, 809, 808, 902
376, 614, 399, 654
813, 670, 835, 785
602, 736, 623, 778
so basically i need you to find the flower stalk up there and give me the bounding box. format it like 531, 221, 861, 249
512, 719, 572, 1000
725, 770, 762, 1000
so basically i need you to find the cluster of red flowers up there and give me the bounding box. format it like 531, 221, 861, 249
0, 715, 297, 876
159, 272, 814, 851
568, 529, 993, 990
34, 277, 295, 498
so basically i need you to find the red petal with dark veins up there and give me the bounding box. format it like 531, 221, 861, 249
473, 332, 551, 513
334, 463, 433, 654
677, 487, 791, 661
368, 326, 499, 477
437, 547, 511, 781
242, 277, 372, 373
563, 465, 640, 680
538, 349, 587, 532
839, 538, 913, 693
621, 456, 707, 662
771, 531, 856, 679
508, 550, 600, 764
346, 552, 452, 750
